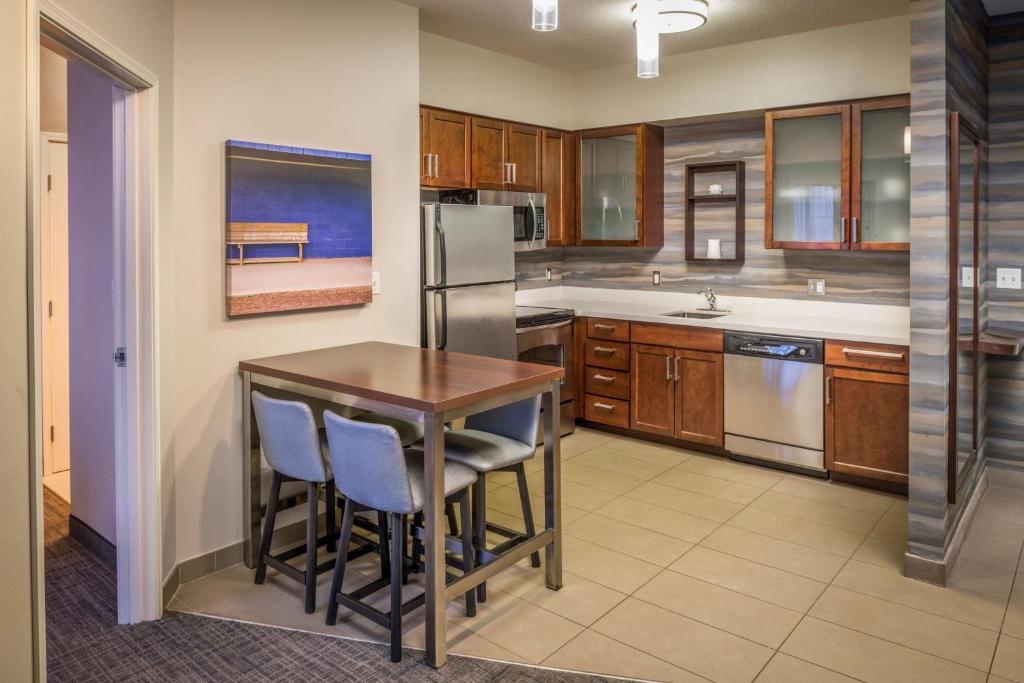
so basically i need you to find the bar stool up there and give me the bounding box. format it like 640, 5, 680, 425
322, 411, 477, 662
436, 396, 543, 603
351, 412, 424, 447
251, 391, 338, 614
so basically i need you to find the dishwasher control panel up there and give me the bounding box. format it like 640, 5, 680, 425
724, 332, 823, 363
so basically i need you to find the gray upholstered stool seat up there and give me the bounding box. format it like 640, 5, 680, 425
439, 430, 536, 472
351, 412, 424, 447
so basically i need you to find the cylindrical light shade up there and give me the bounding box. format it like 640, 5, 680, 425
532, 0, 558, 31
904, 125, 912, 155
636, 0, 659, 78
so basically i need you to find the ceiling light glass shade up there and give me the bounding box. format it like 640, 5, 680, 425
904, 125, 912, 155
636, 0, 660, 78
631, 0, 709, 34
532, 0, 558, 31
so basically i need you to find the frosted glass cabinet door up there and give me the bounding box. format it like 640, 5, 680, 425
580, 134, 638, 242
766, 106, 848, 248
853, 98, 911, 249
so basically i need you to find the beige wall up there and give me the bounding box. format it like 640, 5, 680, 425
572, 15, 911, 129
40, 47, 67, 134
171, 0, 420, 563
420, 31, 574, 129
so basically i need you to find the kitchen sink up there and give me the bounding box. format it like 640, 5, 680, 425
661, 310, 729, 319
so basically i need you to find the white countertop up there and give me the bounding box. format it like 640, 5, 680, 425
517, 286, 910, 346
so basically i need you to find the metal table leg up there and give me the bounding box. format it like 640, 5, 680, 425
423, 413, 447, 668
242, 371, 261, 569
543, 381, 563, 590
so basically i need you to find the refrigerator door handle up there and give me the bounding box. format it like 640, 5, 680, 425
438, 290, 448, 350
436, 219, 448, 287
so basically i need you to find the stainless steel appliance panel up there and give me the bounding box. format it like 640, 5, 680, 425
422, 204, 515, 288
439, 189, 547, 252
516, 316, 575, 441
425, 282, 517, 360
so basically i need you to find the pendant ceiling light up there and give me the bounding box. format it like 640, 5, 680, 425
631, 0, 709, 33
636, 0, 660, 78
532, 0, 558, 31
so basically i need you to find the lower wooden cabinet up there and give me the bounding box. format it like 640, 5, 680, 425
826, 366, 909, 485
631, 344, 675, 437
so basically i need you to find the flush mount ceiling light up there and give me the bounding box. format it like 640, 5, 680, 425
532, 0, 558, 31
631, 0, 709, 34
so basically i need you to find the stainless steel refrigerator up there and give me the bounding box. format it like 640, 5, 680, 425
421, 203, 517, 360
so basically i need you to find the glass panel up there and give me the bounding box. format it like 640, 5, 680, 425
772, 115, 843, 243
859, 107, 911, 243
580, 134, 638, 241
955, 129, 977, 482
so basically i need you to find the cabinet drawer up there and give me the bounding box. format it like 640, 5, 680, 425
587, 318, 630, 341
631, 323, 723, 352
584, 339, 630, 370
825, 340, 909, 374
584, 393, 630, 429
584, 365, 630, 400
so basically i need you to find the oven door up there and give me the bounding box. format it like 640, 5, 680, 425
516, 320, 574, 441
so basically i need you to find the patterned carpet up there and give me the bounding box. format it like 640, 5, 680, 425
44, 490, 608, 682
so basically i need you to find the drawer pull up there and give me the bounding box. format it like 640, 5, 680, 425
593, 323, 616, 331
593, 346, 616, 354
592, 374, 616, 383
842, 347, 905, 360
593, 402, 616, 411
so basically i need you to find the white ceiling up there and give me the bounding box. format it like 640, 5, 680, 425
401, 0, 910, 72
983, 0, 1024, 16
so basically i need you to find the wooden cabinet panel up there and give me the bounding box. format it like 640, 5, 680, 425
584, 339, 630, 371
422, 108, 471, 189
825, 340, 909, 374
587, 317, 630, 342
674, 350, 724, 446
584, 393, 629, 429
542, 129, 575, 246
471, 116, 506, 190
826, 367, 909, 484
507, 123, 540, 192
631, 345, 676, 437
851, 96, 911, 251
584, 365, 630, 400
630, 323, 723, 352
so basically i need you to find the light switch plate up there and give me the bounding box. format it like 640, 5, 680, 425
962, 267, 974, 287
371, 271, 381, 295
807, 279, 826, 295
997, 267, 1022, 290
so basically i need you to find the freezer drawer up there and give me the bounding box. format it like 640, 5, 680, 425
422, 204, 515, 288
424, 282, 517, 360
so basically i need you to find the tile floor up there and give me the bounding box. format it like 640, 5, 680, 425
173, 428, 1024, 683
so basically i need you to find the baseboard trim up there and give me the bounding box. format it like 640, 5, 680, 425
69, 515, 117, 571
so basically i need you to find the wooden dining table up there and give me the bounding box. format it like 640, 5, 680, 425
238, 341, 564, 668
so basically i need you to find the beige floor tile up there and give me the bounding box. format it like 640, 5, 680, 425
991, 634, 1024, 683
669, 546, 827, 613
596, 496, 720, 544
529, 462, 647, 496
653, 468, 767, 504
968, 515, 1024, 548
404, 619, 530, 663
573, 447, 677, 479
833, 560, 1007, 631
700, 525, 847, 583
771, 475, 894, 516
166, 595, 194, 613
635, 570, 802, 648
484, 564, 627, 627
1005, 601, 1024, 640
781, 617, 987, 683
565, 513, 693, 567
755, 653, 860, 683
595, 437, 693, 467
543, 630, 706, 683
675, 454, 784, 489
809, 585, 998, 671
485, 485, 590, 523
851, 535, 906, 571
750, 489, 884, 534
871, 501, 909, 542
727, 506, 866, 557
626, 481, 745, 523
959, 534, 1024, 571
546, 478, 621, 512
948, 558, 1017, 600
1014, 574, 1024, 601
593, 598, 774, 683
992, 676, 1018, 683
561, 535, 662, 594
978, 488, 1024, 526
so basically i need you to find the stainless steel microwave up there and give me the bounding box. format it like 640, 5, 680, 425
438, 189, 547, 251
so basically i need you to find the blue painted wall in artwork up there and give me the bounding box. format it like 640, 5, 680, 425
226, 141, 372, 260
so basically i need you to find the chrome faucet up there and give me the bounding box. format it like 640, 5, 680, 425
698, 285, 719, 311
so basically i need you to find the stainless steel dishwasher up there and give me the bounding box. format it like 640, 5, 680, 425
723, 332, 826, 475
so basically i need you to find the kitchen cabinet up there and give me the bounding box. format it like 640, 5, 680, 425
674, 350, 724, 446
470, 116, 507, 190
581, 318, 632, 429
631, 344, 676, 437
765, 96, 909, 251
578, 124, 664, 247
542, 129, 576, 246
470, 117, 541, 192
421, 107, 471, 189
506, 123, 541, 192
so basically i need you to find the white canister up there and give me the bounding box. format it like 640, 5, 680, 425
706, 238, 723, 259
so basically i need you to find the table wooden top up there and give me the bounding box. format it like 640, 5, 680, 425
239, 342, 564, 413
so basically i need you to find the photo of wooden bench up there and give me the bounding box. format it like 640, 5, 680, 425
227, 222, 309, 265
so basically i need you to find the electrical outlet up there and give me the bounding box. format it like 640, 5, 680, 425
997, 267, 1022, 290
652, 270, 661, 286
371, 271, 381, 295
961, 267, 974, 287
807, 278, 826, 296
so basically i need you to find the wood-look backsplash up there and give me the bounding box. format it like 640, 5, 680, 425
517, 116, 911, 306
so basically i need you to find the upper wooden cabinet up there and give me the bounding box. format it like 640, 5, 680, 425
469, 117, 541, 192
506, 123, 541, 192
765, 96, 909, 251
578, 124, 664, 247
541, 129, 576, 246
421, 107, 471, 189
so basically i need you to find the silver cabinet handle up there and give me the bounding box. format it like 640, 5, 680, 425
503, 163, 510, 183
593, 402, 615, 411
665, 356, 672, 380
674, 356, 681, 381
593, 323, 616, 331
433, 154, 440, 178
593, 346, 616, 354
593, 374, 615, 383
512, 162, 517, 184
852, 217, 860, 243
841, 217, 847, 242
424, 153, 432, 178
842, 347, 905, 360
825, 376, 832, 404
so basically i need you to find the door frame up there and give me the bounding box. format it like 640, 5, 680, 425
27, 0, 163, 674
